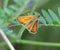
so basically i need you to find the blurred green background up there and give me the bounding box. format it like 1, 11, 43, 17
0, 0, 60, 50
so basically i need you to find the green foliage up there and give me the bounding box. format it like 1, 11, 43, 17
0, 0, 60, 50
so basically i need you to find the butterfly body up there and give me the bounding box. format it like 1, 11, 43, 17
17, 14, 40, 34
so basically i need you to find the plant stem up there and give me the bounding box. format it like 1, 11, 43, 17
19, 40, 60, 47
17, 27, 25, 39
41, 24, 60, 26
0, 29, 15, 50
1, 39, 60, 47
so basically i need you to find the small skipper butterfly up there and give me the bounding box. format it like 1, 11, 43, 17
17, 14, 40, 34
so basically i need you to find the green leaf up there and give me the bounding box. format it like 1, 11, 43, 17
3, 27, 17, 39
0, 19, 4, 26
9, 5, 19, 11
4, 8, 15, 17
0, 8, 8, 27
48, 9, 60, 24
39, 15, 46, 24
14, 0, 26, 6
41, 9, 53, 24
3, 0, 8, 8
58, 7, 60, 17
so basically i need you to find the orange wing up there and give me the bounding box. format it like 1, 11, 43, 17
17, 16, 33, 25
27, 21, 38, 33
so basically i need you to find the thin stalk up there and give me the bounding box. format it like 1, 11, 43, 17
40, 24, 60, 26
19, 40, 60, 47
17, 27, 25, 39
0, 29, 15, 50
9, 24, 60, 27
1, 39, 60, 47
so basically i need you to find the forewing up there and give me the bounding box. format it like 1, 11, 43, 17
17, 16, 32, 25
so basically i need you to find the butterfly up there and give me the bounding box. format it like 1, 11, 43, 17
17, 14, 40, 34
